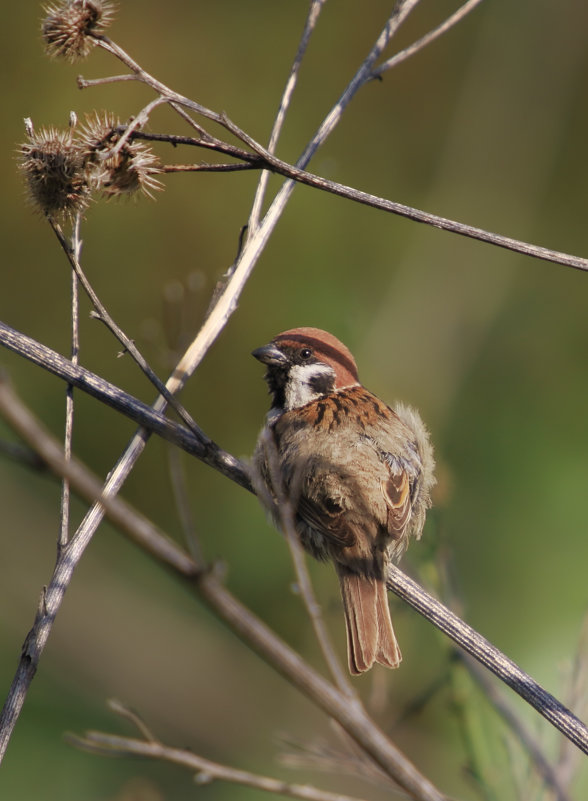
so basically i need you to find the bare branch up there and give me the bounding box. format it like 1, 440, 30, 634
100, 95, 168, 160
77, 73, 137, 88
207, 132, 588, 272
58, 214, 82, 548
162, 162, 258, 173
0, 320, 251, 491
106, 698, 158, 742
68, 724, 370, 801
247, 0, 329, 235
48, 218, 210, 439
0, 377, 198, 575
386, 564, 588, 756
129, 127, 588, 273
372, 0, 486, 77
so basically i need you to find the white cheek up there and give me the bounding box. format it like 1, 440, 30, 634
285, 364, 334, 409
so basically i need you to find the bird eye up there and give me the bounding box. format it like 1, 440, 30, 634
299, 348, 312, 360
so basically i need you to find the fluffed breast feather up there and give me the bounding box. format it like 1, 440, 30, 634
251, 387, 435, 565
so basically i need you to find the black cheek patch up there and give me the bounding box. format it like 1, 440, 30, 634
309, 371, 335, 396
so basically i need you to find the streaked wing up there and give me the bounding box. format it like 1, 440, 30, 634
382, 459, 412, 538
296, 494, 355, 547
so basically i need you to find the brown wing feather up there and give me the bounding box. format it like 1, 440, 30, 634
297, 494, 355, 547
383, 469, 412, 539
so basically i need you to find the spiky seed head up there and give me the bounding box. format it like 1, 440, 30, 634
18, 124, 90, 219
42, 0, 115, 62
79, 112, 163, 199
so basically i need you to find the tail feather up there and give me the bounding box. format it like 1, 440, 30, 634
338, 571, 401, 674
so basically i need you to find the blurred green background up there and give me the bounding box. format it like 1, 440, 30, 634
1, 1, 587, 799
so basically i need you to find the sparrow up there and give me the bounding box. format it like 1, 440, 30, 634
251, 327, 435, 675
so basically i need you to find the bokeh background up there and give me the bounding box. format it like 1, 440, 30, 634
1, 1, 587, 799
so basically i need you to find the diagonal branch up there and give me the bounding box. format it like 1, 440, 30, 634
387, 565, 588, 757
0, 320, 250, 491
0, 376, 198, 575
129, 127, 588, 273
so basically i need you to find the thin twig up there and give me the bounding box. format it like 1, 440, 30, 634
83, 2, 587, 274
162, 162, 258, 173
77, 73, 137, 88
207, 126, 588, 273
58, 214, 81, 548
128, 127, 588, 273
106, 698, 157, 742
372, 0, 485, 77
166, 101, 215, 142
117, 128, 263, 163
68, 728, 369, 801
278, 734, 393, 791
0, 376, 198, 575
247, 0, 328, 235
101, 95, 168, 160
79, 699, 371, 801
47, 218, 212, 441
0, 320, 251, 490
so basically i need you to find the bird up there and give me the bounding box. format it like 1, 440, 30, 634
250, 327, 435, 675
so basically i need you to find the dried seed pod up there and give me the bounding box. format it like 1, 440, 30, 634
42, 0, 115, 62
80, 112, 163, 199
18, 123, 90, 219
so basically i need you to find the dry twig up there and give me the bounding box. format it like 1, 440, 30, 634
67, 701, 370, 801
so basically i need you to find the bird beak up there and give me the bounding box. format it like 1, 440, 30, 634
252, 343, 288, 366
